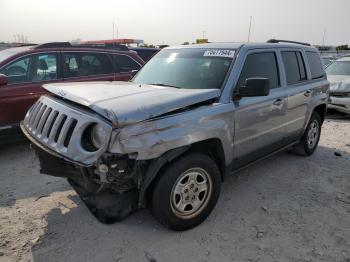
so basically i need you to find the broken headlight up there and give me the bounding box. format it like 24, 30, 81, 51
91, 124, 109, 149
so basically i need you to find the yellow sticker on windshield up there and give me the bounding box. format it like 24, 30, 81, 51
203, 50, 235, 58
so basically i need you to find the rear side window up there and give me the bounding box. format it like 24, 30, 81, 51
281, 51, 307, 85
111, 54, 141, 73
62, 52, 113, 78
306, 52, 325, 79
237, 52, 280, 90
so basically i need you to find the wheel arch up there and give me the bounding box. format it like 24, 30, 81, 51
139, 138, 226, 207
313, 103, 327, 123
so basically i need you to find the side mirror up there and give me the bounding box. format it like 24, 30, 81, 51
131, 70, 139, 77
239, 77, 270, 97
0, 74, 8, 86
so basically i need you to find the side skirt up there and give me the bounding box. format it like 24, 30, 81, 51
228, 141, 299, 176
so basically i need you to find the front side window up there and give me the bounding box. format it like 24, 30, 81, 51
237, 52, 280, 90
306, 52, 325, 79
326, 61, 350, 76
281, 51, 307, 85
112, 54, 141, 73
0, 53, 57, 85
133, 48, 235, 89
63, 52, 113, 78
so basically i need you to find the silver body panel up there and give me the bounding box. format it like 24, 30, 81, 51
43, 82, 221, 127
22, 43, 329, 167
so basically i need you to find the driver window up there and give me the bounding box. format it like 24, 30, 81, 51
237, 52, 280, 90
0, 53, 58, 85
0, 57, 29, 84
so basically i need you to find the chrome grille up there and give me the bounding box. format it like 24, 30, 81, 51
26, 103, 75, 148
22, 95, 112, 165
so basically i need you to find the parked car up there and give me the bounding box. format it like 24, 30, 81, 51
326, 56, 350, 114
21, 40, 329, 230
129, 47, 160, 62
0, 42, 144, 141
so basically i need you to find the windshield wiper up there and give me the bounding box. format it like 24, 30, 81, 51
147, 83, 181, 89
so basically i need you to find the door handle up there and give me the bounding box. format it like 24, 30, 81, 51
273, 98, 285, 106
304, 90, 312, 97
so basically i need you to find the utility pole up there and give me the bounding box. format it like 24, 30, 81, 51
113, 21, 115, 39
117, 20, 119, 39
248, 16, 252, 42
322, 29, 326, 47
202, 30, 206, 39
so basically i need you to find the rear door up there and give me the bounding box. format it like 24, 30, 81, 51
62, 51, 115, 82
233, 49, 288, 167
279, 49, 312, 141
0, 52, 60, 128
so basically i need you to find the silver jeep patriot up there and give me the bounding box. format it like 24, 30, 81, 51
21, 40, 329, 230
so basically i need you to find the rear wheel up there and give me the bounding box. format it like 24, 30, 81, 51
293, 112, 322, 156
150, 153, 221, 231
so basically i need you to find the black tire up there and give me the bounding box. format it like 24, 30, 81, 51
150, 153, 221, 231
293, 112, 322, 156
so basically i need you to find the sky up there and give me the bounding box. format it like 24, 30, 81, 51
1, 0, 349, 46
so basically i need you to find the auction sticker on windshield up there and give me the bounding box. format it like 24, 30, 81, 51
204, 50, 235, 58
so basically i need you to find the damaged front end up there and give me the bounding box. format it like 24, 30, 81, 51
21, 95, 146, 223
32, 142, 144, 223
21, 83, 225, 224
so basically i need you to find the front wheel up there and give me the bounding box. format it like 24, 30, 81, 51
150, 153, 221, 231
293, 112, 322, 156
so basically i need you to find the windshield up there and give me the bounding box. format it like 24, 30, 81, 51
132, 48, 235, 89
0, 47, 31, 64
326, 61, 350, 75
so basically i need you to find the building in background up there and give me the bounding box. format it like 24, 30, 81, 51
196, 39, 209, 44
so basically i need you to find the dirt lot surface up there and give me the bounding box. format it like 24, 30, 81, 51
0, 114, 350, 262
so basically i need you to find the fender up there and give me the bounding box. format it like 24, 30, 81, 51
138, 146, 190, 207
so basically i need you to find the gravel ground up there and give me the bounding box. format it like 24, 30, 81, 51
0, 114, 349, 262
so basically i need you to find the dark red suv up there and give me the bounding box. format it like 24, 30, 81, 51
0, 42, 144, 141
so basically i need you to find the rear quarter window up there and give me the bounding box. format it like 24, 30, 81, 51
112, 54, 141, 73
306, 52, 325, 80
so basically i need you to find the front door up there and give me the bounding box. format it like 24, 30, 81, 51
233, 50, 288, 168
0, 52, 60, 129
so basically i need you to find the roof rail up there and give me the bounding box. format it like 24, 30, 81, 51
77, 43, 129, 51
34, 42, 72, 49
267, 39, 311, 46
33, 41, 130, 51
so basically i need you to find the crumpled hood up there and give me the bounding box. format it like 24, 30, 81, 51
327, 75, 350, 92
43, 81, 220, 126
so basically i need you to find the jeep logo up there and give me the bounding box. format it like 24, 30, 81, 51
57, 89, 66, 97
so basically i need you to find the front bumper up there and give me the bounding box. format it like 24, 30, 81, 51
29, 139, 139, 224
21, 122, 89, 167
328, 96, 350, 114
